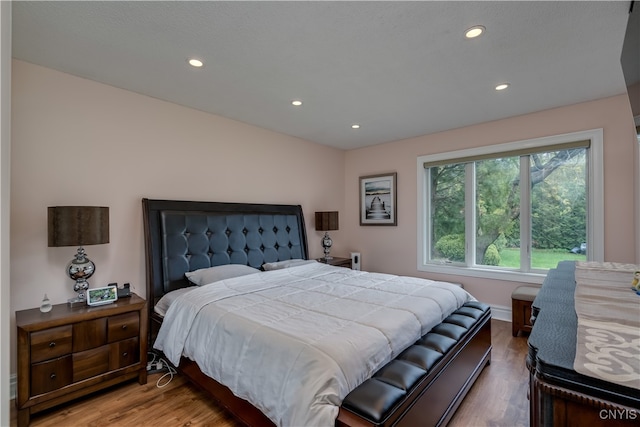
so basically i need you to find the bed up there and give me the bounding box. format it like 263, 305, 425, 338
142, 198, 492, 427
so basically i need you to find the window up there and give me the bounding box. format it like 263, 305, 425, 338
417, 129, 603, 283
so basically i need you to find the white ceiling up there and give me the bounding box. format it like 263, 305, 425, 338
11, 1, 632, 150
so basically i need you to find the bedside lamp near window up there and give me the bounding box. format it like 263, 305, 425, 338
315, 211, 339, 260
48, 206, 109, 307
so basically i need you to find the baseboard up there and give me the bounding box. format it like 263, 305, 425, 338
490, 304, 511, 322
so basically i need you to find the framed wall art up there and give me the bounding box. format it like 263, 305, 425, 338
359, 172, 397, 226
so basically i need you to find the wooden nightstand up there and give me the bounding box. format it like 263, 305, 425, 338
15, 294, 147, 427
316, 256, 352, 269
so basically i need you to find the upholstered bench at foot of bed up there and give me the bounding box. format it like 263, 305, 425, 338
338, 301, 491, 427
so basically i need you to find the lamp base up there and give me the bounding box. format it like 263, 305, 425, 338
322, 231, 333, 260
67, 296, 86, 308
67, 248, 92, 309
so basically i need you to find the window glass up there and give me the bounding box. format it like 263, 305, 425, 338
430, 163, 466, 263
475, 157, 520, 268
530, 148, 587, 268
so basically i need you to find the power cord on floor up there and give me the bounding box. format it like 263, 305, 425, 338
147, 350, 177, 388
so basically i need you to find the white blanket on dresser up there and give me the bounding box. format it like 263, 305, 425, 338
154, 262, 473, 427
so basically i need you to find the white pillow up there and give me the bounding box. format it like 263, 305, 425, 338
262, 259, 317, 271
185, 264, 259, 286
154, 286, 197, 317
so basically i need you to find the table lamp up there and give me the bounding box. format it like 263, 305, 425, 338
48, 206, 109, 307
315, 211, 339, 260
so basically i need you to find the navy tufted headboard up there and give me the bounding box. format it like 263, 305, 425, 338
142, 199, 308, 314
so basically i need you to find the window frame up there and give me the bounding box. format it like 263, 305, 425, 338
416, 129, 604, 284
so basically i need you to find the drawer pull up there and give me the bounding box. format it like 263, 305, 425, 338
121, 325, 127, 330
50, 373, 56, 380
49, 342, 56, 348
122, 352, 128, 358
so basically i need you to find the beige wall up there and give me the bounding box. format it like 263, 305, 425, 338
9, 59, 639, 380
343, 94, 638, 309
10, 60, 346, 372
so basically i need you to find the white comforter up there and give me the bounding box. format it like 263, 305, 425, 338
154, 262, 473, 427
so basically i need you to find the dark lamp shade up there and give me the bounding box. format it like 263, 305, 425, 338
315, 211, 339, 231
48, 206, 109, 247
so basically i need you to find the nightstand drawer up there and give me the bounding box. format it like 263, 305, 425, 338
73, 318, 107, 352
73, 345, 110, 382
110, 337, 140, 369
30, 326, 72, 363
31, 355, 72, 395
108, 312, 139, 342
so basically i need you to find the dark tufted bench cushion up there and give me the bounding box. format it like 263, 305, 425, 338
341, 301, 490, 425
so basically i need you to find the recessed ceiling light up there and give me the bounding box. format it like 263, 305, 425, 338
351, 124, 361, 129
291, 100, 303, 106
188, 58, 204, 68
495, 83, 510, 91
465, 25, 485, 39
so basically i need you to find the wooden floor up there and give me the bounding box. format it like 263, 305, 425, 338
448, 319, 529, 427
11, 319, 530, 427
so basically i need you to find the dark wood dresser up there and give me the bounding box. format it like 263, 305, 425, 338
15, 294, 147, 426
527, 262, 639, 426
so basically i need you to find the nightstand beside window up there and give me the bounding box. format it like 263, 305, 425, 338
316, 257, 352, 269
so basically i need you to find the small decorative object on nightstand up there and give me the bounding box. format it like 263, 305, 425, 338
315, 211, 339, 260
48, 206, 109, 307
15, 294, 147, 427
39, 294, 52, 313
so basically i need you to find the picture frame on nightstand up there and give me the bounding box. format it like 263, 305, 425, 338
87, 285, 118, 306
